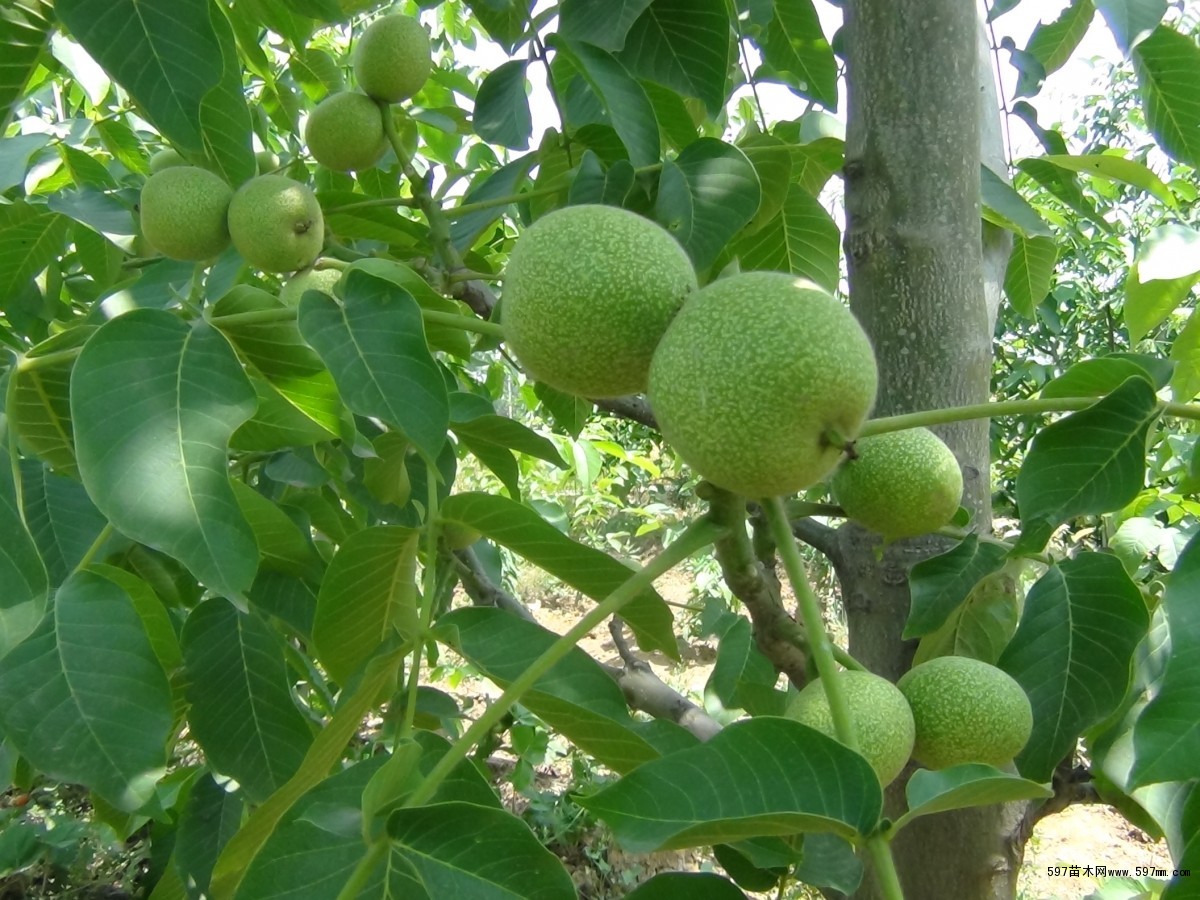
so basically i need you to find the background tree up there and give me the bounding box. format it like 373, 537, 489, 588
0, 1, 1198, 899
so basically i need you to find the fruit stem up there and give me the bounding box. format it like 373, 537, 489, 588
404, 516, 727, 808
764, 497, 908, 900
401, 458, 442, 739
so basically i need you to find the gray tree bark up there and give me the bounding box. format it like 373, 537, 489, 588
838, 1, 1027, 898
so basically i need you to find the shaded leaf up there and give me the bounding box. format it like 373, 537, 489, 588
913, 566, 1021, 666
619, 0, 732, 115
438, 608, 696, 773
706, 615, 787, 716
182, 599, 314, 804
311, 526, 419, 686
0, 568, 172, 810
474, 60, 532, 150
625, 873, 748, 899
0, 1, 53, 131
0, 203, 71, 307
580, 717, 881, 850
999, 553, 1150, 782
1133, 25, 1200, 168
71, 311, 259, 599
730, 183, 839, 291
1095, 0, 1167, 54
175, 773, 244, 900
1015, 377, 1160, 553
463, 0, 531, 52
655, 138, 761, 272
558, 0, 653, 51
439, 492, 676, 656
756, 0, 837, 109
981, 165, 1052, 238
0, 462, 48, 660
905, 537, 1010, 639
19, 461, 109, 589
892, 765, 1052, 832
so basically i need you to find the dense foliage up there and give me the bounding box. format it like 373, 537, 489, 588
1, 1, 1199, 898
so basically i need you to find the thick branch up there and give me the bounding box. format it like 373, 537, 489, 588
593, 395, 658, 430
792, 517, 844, 569
452, 549, 535, 621
1018, 762, 1101, 843
707, 488, 811, 687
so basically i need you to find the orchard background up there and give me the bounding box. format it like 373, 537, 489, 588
1, 0, 1199, 898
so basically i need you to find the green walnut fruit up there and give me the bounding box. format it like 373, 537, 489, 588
898, 655, 1033, 770
833, 427, 963, 540
148, 148, 186, 173
353, 13, 432, 103
139, 166, 233, 261
648, 272, 877, 497
228, 175, 324, 272
502, 204, 697, 398
305, 92, 387, 171
280, 268, 342, 306
255, 150, 280, 174
788, 671, 915, 785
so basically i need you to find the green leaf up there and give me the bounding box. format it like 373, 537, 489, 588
463, 0, 531, 52
1015, 377, 1160, 554
1170, 310, 1200, 402
655, 138, 761, 272
904, 537, 1009, 639
706, 616, 787, 716
559, 0, 654, 51
474, 60, 532, 150
297, 269, 449, 464
913, 567, 1021, 667
19, 461, 109, 589
756, 0, 838, 109
999, 553, 1150, 782
0, 203, 71, 306
449, 157, 536, 252
0, 1, 53, 131
182, 599, 314, 804
737, 135, 793, 235
92, 563, 183, 676
0, 462, 48, 660
345, 258, 475, 359
437, 608, 696, 773
57, 0, 254, 184
1094, 0, 1167, 54
553, 38, 661, 169
580, 717, 881, 849
625, 873, 749, 899
174, 773, 244, 900
0, 568, 173, 810
1025, 0, 1096, 78
311, 526, 419, 686
730, 182, 839, 291
793, 833, 863, 895
210, 285, 343, 438
439, 492, 676, 656
1124, 224, 1200, 341
1004, 234, 1058, 318
980, 165, 1052, 238
232, 481, 325, 582
0, 134, 51, 193
619, 0, 732, 115
567, 152, 637, 207
1133, 25, 1200, 168
71, 311, 259, 599
1041, 356, 1160, 399
787, 136, 844, 195
1130, 532, 1200, 787
712, 844, 786, 891
449, 394, 566, 468
1039, 152, 1176, 207
386, 802, 577, 898
892, 765, 1052, 832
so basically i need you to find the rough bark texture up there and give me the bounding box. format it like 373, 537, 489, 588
839, 2, 1026, 898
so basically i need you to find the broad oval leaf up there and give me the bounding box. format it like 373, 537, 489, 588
892, 764, 1052, 833
386, 802, 577, 899
0, 462, 48, 659
0, 568, 173, 810
1123, 224, 1200, 340
19, 460, 110, 590
474, 60, 532, 150
558, 0, 653, 51
756, 0, 838, 109
437, 608, 696, 773
10, 328, 94, 477
1024, 0, 1096, 79
1041, 356, 1161, 399
579, 717, 882, 850
175, 773, 245, 900
56, 0, 254, 183
1039, 152, 1176, 207
730, 182, 839, 291
297, 269, 449, 464
618, 0, 732, 115
1131, 531, 1200, 787
311, 525, 420, 686
1015, 376, 1160, 554
1004, 234, 1058, 318
0, 204, 71, 311
999, 552, 1150, 782
182, 599, 315, 804
905, 536, 1010, 639
1094, 0, 1166, 55
981, 166, 1053, 238
655, 138, 761, 272
1133, 25, 1200, 169
706, 615, 788, 717
71, 310, 259, 599
439, 492, 675, 656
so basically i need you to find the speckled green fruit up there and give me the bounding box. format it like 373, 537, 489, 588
148, 148, 186, 173
502, 204, 698, 398
139, 166, 233, 261
833, 427, 963, 539
305, 92, 387, 171
353, 13, 431, 103
648, 273, 877, 497
898, 655, 1033, 770
788, 671, 915, 785
255, 151, 280, 174
228, 175, 324, 272
280, 268, 342, 306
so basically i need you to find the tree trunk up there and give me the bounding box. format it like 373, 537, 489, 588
838, 1, 1027, 898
